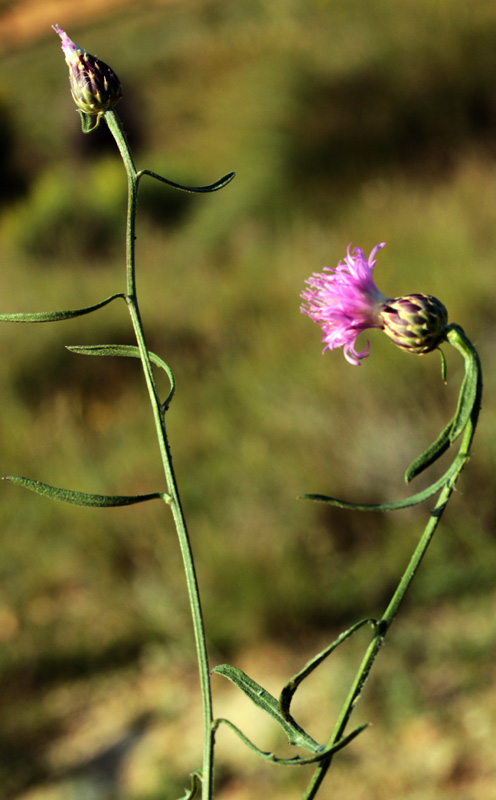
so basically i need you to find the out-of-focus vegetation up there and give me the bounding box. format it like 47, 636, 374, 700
0, 1, 495, 797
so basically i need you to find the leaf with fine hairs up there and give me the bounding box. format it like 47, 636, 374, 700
3, 476, 169, 507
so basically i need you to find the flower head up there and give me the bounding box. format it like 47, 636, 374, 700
301, 243, 388, 365
301, 243, 448, 364
380, 294, 448, 355
53, 24, 122, 117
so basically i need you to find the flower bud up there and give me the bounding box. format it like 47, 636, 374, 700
380, 294, 448, 355
53, 25, 122, 116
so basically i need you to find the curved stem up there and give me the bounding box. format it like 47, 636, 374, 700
302, 328, 482, 800
104, 108, 215, 799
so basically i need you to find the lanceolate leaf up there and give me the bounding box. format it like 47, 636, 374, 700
213, 717, 367, 766
3, 476, 168, 507
212, 664, 321, 752
0, 293, 125, 323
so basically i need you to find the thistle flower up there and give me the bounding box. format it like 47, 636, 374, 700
301, 243, 448, 364
52, 24, 122, 117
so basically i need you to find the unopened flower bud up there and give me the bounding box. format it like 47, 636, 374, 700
53, 24, 122, 117
380, 294, 448, 355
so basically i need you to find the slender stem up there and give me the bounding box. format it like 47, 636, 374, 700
104, 109, 215, 799
302, 330, 482, 800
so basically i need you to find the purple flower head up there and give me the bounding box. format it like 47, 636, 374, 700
301, 242, 389, 365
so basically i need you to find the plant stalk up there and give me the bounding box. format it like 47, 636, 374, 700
104, 108, 215, 800
302, 328, 482, 800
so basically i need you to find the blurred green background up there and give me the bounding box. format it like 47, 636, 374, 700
0, 0, 495, 798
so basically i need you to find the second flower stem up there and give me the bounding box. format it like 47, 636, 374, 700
303, 329, 481, 800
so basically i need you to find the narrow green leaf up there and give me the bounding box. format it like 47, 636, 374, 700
212, 664, 321, 752
176, 770, 202, 800
213, 717, 367, 766
67, 343, 176, 407
302, 459, 460, 512
0, 293, 125, 323
137, 168, 235, 194
3, 476, 168, 507
279, 619, 375, 721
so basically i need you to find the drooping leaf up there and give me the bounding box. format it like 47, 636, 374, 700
213, 717, 367, 766
302, 458, 460, 512
3, 476, 168, 507
212, 664, 321, 752
0, 293, 125, 323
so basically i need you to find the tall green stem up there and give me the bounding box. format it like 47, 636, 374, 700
303, 328, 482, 800
104, 108, 215, 799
